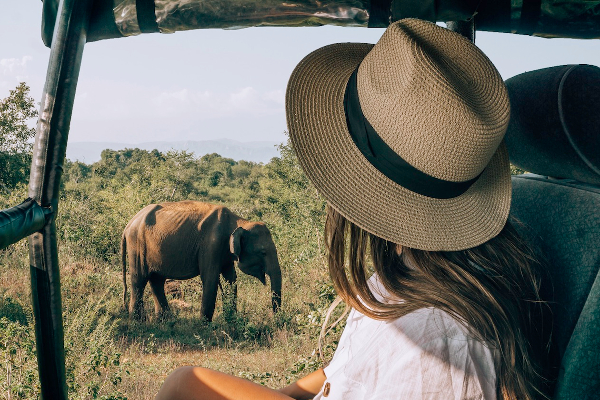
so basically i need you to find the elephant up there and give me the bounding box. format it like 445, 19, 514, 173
121, 200, 282, 322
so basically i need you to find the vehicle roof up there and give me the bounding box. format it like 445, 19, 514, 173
40, 0, 600, 47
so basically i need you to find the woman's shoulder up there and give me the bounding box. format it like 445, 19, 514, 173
341, 303, 498, 400
331, 275, 498, 399
365, 274, 480, 343
387, 307, 473, 344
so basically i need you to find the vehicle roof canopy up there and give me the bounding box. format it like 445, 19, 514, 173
41, 0, 600, 47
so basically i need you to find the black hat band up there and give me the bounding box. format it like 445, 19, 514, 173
343, 68, 481, 199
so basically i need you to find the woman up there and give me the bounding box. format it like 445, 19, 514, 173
156, 18, 548, 400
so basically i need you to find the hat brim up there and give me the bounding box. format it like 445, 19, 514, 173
286, 43, 511, 251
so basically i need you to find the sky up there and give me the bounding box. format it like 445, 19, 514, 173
2, 1, 600, 145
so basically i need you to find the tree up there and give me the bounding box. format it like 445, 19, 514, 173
0, 83, 38, 190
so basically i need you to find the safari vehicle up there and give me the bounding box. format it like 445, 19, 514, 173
0, 0, 599, 399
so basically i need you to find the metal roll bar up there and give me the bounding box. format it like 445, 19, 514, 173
27, 0, 92, 398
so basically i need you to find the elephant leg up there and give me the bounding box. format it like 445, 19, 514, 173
129, 273, 148, 321
200, 278, 219, 322
149, 276, 171, 321
221, 265, 237, 316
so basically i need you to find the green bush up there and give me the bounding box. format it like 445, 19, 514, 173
0, 294, 38, 400
64, 291, 130, 400
0, 294, 29, 325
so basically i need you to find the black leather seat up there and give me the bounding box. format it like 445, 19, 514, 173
505, 65, 600, 399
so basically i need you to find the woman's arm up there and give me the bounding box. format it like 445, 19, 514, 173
155, 366, 294, 400
278, 368, 326, 400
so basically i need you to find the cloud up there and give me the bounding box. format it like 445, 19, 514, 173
67, 80, 288, 142
262, 90, 285, 105
152, 87, 284, 119
0, 57, 33, 94
0, 56, 32, 77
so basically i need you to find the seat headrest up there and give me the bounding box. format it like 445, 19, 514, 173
505, 65, 600, 185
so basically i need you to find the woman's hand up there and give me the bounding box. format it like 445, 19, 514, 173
278, 368, 326, 400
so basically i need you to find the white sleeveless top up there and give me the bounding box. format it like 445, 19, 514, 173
315, 275, 498, 400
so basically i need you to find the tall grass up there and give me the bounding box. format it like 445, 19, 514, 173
0, 144, 345, 399
0, 223, 341, 399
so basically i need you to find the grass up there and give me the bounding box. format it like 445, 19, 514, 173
0, 223, 343, 400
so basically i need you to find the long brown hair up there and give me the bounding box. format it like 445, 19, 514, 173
325, 205, 550, 400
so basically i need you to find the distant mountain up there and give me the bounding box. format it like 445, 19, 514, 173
66, 139, 281, 164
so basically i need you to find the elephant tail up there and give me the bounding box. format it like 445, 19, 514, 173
121, 233, 128, 313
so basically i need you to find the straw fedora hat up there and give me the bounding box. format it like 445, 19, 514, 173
286, 19, 511, 251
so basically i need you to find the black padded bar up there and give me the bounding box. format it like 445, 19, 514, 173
369, 0, 392, 28
137, 0, 160, 33
518, 0, 542, 35
0, 199, 52, 250
42, 0, 59, 47
87, 0, 124, 43
391, 0, 436, 22
28, 0, 94, 398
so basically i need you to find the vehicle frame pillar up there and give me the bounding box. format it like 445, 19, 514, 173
27, 0, 93, 398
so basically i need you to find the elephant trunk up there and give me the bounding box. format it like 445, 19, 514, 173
266, 260, 282, 313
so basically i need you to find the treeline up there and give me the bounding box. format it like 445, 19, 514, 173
56, 142, 325, 262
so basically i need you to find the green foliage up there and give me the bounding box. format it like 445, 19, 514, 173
0, 135, 339, 397
0, 291, 130, 400
0, 293, 37, 399
0, 316, 39, 399
263, 139, 325, 223
0, 294, 29, 325
219, 279, 275, 344
510, 164, 527, 175
63, 292, 130, 400
0, 83, 38, 191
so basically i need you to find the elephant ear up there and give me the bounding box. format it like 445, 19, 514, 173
229, 227, 245, 261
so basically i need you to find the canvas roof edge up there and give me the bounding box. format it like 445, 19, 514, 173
40, 1, 600, 50
41, 0, 481, 47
